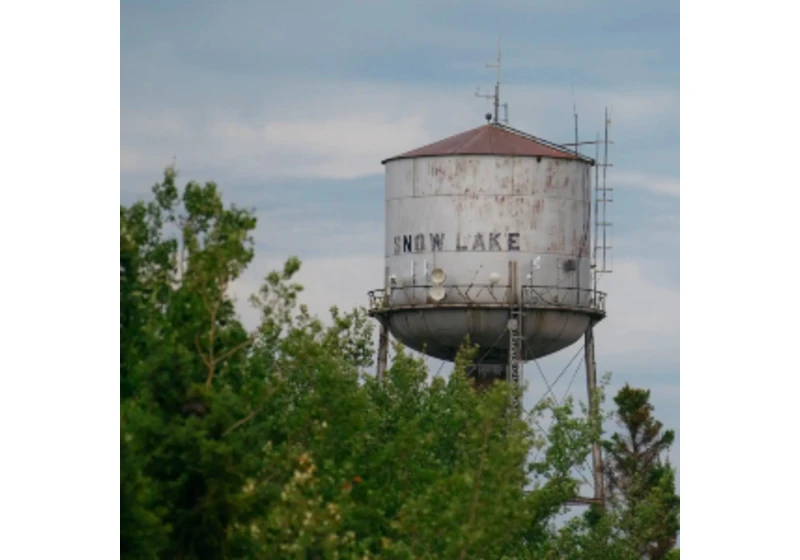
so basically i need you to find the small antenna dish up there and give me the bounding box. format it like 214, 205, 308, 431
485, 113, 492, 123
429, 285, 447, 302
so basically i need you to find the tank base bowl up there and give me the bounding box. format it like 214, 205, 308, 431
376, 306, 604, 363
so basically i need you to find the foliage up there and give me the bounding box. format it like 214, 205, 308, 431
545, 385, 680, 560
120, 168, 679, 559
603, 385, 680, 559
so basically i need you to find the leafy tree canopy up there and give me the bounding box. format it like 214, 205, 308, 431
121, 168, 679, 559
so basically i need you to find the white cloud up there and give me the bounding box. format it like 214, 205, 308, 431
121, 80, 678, 187
232, 255, 383, 331
257, 114, 429, 179
594, 259, 679, 367
615, 171, 680, 196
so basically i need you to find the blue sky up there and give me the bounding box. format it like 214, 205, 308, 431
121, 0, 679, 492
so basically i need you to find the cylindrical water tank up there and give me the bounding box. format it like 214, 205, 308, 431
370, 123, 605, 365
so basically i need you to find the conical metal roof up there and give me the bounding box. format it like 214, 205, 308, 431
382, 123, 593, 164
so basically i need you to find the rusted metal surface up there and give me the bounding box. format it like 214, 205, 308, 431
375, 133, 601, 364
382, 123, 593, 164
384, 155, 592, 299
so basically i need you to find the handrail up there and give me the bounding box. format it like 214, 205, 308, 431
367, 284, 606, 314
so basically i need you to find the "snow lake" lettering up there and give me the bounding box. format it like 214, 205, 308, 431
392, 232, 520, 255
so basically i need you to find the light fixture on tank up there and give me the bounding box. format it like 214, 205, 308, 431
429, 285, 446, 302
429, 268, 447, 302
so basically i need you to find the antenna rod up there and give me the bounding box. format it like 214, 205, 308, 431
574, 110, 579, 156
475, 36, 509, 125
485, 36, 502, 124
593, 132, 600, 295
602, 107, 609, 272
494, 81, 500, 124
572, 75, 578, 156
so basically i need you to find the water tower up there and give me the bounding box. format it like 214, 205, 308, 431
371, 120, 605, 369
366, 44, 613, 507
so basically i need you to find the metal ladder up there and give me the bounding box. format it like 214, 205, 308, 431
507, 304, 524, 409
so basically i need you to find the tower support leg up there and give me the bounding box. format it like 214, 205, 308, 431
376, 321, 389, 382
584, 327, 605, 509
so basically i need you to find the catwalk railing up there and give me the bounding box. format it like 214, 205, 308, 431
367, 284, 606, 314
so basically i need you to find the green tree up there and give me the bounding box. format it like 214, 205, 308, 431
540, 385, 679, 560
121, 167, 272, 558
121, 168, 678, 559
603, 384, 680, 559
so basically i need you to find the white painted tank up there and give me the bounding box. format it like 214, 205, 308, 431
369, 123, 605, 366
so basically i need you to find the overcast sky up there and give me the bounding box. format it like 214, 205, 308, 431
121, 0, 679, 492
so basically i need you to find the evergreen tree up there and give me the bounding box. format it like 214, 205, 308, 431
603, 384, 680, 559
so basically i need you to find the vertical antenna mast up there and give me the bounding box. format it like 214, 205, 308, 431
593, 133, 600, 295
489, 36, 501, 123
571, 74, 579, 156
476, 36, 508, 124
592, 106, 614, 291
573, 108, 579, 156
601, 107, 613, 275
